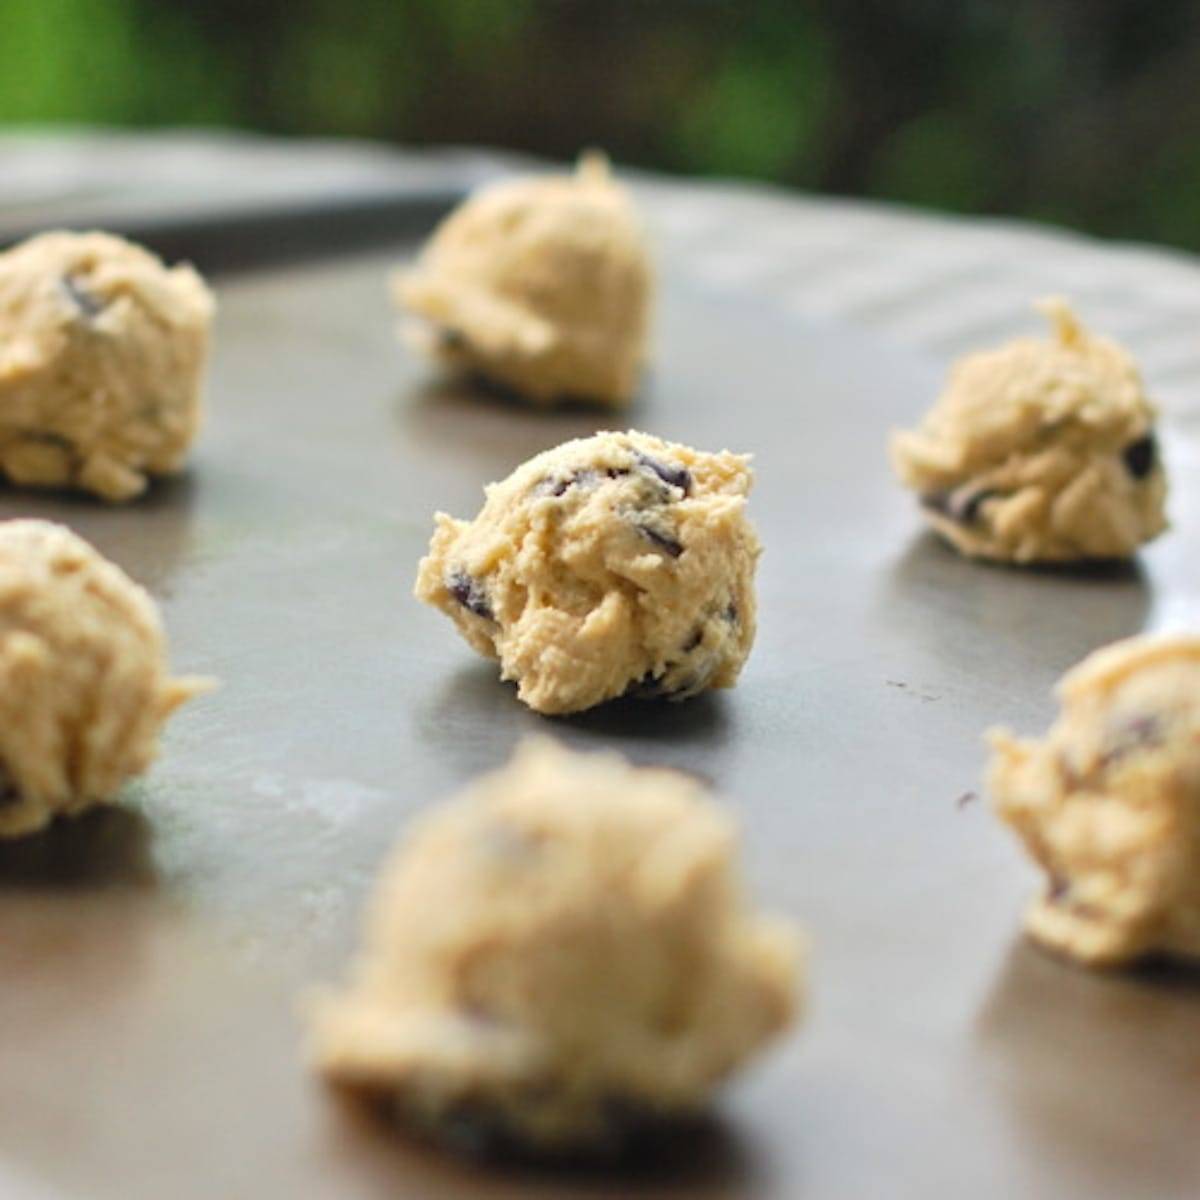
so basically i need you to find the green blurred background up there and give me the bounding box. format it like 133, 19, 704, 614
5, 0, 1200, 250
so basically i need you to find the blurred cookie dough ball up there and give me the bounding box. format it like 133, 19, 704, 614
395, 153, 652, 407
891, 299, 1167, 563
415, 429, 760, 715
988, 634, 1200, 968
0, 520, 211, 838
0, 231, 215, 501
308, 738, 800, 1153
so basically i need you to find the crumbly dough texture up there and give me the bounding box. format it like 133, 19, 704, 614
890, 299, 1167, 562
988, 634, 1200, 968
309, 738, 800, 1151
0, 520, 210, 838
395, 154, 652, 407
414, 429, 760, 715
0, 231, 215, 501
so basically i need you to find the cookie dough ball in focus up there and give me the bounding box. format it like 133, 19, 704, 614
414, 429, 760, 715
395, 153, 652, 407
0, 520, 211, 838
308, 738, 800, 1152
0, 231, 215, 501
988, 634, 1200, 968
890, 299, 1167, 562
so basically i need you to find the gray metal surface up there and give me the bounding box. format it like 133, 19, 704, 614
0, 235, 1196, 1200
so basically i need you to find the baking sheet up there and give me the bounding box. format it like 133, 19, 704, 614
0, 227, 1197, 1200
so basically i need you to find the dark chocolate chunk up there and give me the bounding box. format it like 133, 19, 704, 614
725, 601, 738, 624
634, 452, 692, 495
447, 570, 494, 620
636, 525, 683, 558
534, 469, 599, 498
921, 485, 998, 525
682, 628, 703, 653
61, 274, 106, 320
1048, 874, 1071, 903
624, 670, 675, 699
1100, 713, 1163, 766
1122, 433, 1157, 480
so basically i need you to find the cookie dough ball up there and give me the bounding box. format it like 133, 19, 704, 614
988, 634, 1200, 968
308, 738, 800, 1152
0, 231, 215, 501
395, 153, 652, 407
0, 520, 211, 838
890, 299, 1167, 563
415, 430, 760, 715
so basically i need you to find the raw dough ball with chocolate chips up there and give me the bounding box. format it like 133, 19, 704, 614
988, 634, 1200, 968
414, 430, 760, 715
0, 231, 215, 501
395, 153, 652, 407
0, 520, 211, 839
308, 738, 800, 1153
890, 299, 1167, 563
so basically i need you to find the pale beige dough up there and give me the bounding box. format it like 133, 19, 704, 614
394, 153, 652, 407
308, 738, 800, 1152
988, 634, 1200, 968
0, 231, 215, 501
0, 519, 211, 838
414, 429, 760, 715
890, 299, 1167, 563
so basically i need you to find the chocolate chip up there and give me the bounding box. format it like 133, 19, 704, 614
534, 469, 599, 498
0, 770, 18, 809
61, 274, 106, 320
625, 671, 675, 699
635, 452, 692, 495
921, 485, 997, 524
636, 525, 683, 558
1048, 874, 1071, 903
447, 570, 493, 620
725, 601, 738, 624
682, 629, 703, 652
1122, 434, 1157, 480
1100, 713, 1163, 766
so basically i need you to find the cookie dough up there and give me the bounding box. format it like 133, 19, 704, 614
0, 230, 215, 501
394, 153, 652, 407
0, 520, 211, 838
890, 299, 1167, 562
308, 738, 800, 1152
414, 429, 760, 715
988, 634, 1200, 967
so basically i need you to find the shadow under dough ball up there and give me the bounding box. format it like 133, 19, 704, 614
0, 230, 215, 501
988, 633, 1200, 968
890, 298, 1167, 563
0, 519, 212, 839
414, 429, 761, 715
394, 153, 653, 408
306, 737, 801, 1155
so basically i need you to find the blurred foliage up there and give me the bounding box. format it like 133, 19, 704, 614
4, 0, 1200, 250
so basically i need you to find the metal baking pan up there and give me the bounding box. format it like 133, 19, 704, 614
0, 195, 1196, 1200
